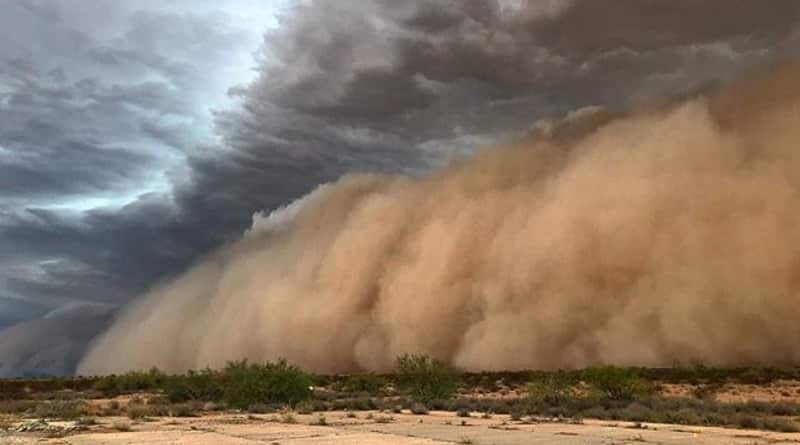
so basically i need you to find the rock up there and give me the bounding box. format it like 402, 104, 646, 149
14, 420, 50, 432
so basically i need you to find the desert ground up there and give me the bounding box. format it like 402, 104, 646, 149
4, 364, 800, 444
5, 410, 800, 445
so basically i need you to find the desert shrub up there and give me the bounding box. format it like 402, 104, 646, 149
739, 367, 772, 385
692, 383, 723, 400
76, 417, 97, 426
527, 371, 580, 405
761, 417, 800, 433
221, 360, 313, 409
127, 405, 151, 420
92, 368, 166, 394
280, 411, 297, 424
0, 400, 37, 414
112, 420, 132, 431
34, 400, 88, 420
582, 366, 653, 401
296, 400, 315, 414
410, 402, 429, 415
168, 402, 202, 417
142, 403, 170, 417
374, 414, 394, 423
396, 354, 458, 403
122, 368, 166, 391
92, 376, 118, 394
163, 369, 222, 403
332, 396, 377, 411
247, 403, 276, 414
336, 373, 386, 395
737, 415, 760, 429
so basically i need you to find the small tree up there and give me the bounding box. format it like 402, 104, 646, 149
527, 370, 580, 405
582, 366, 652, 401
163, 369, 222, 403
221, 359, 313, 409
395, 354, 458, 403
337, 373, 387, 395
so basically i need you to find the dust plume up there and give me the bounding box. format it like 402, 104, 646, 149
79, 63, 800, 375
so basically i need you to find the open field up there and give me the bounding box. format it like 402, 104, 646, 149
3, 362, 800, 444
4, 410, 800, 445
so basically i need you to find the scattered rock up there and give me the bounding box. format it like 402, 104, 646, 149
14, 420, 50, 433
12, 419, 87, 435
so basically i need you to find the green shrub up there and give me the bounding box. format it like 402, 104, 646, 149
582, 366, 652, 401
221, 360, 313, 409
247, 403, 275, 414
527, 371, 580, 405
92, 376, 119, 394
395, 354, 458, 403
163, 369, 222, 403
337, 373, 386, 394
761, 417, 800, 433
295, 400, 315, 414
92, 368, 166, 394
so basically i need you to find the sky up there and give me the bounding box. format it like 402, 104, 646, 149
1, 0, 799, 376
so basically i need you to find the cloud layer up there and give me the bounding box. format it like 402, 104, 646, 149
81, 63, 800, 374
3, 0, 800, 375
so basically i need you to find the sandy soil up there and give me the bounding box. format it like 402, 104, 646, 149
4, 410, 800, 445
463, 378, 800, 405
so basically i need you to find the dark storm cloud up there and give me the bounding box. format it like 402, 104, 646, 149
534, 0, 800, 52
0, 196, 197, 307
0, 304, 113, 376
0, 296, 45, 331
210, 0, 798, 177
1, 0, 799, 376
0, 0, 264, 368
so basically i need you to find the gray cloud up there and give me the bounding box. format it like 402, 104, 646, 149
1, 0, 799, 375
533, 0, 800, 52
0, 303, 112, 377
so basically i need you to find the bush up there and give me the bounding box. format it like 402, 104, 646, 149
396, 354, 458, 403
582, 367, 652, 401
92, 368, 166, 394
221, 360, 313, 409
34, 400, 88, 420
410, 402, 429, 415
163, 369, 222, 403
761, 417, 800, 433
527, 371, 580, 405
127, 405, 151, 420
337, 373, 386, 395
112, 420, 132, 431
0, 400, 37, 414
296, 400, 315, 414
247, 403, 275, 414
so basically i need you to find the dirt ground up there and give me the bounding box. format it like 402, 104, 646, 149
3, 410, 800, 445
660, 380, 800, 404
4, 377, 800, 444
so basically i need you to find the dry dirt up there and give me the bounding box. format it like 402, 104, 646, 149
3, 411, 800, 445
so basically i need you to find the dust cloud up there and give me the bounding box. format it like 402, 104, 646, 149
79, 62, 800, 375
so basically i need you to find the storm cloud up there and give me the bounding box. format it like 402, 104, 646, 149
2, 0, 800, 375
